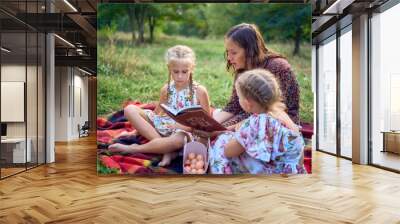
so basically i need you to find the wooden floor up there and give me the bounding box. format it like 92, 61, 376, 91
372, 150, 400, 171
1, 136, 400, 223
1, 167, 26, 178
1, 163, 44, 178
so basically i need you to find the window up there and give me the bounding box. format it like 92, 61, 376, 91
0, 1, 47, 179
339, 26, 352, 158
370, 2, 400, 171
317, 35, 337, 154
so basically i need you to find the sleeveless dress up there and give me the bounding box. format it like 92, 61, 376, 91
208, 113, 306, 174
144, 82, 198, 137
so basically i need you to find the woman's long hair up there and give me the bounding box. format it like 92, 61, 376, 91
225, 23, 284, 74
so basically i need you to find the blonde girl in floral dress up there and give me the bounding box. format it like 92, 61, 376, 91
109, 45, 210, 166
209, 69, 306, 174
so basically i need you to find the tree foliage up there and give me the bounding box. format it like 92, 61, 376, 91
98, 3, 311, 54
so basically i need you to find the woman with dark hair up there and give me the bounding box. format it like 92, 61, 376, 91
213, 23, 300, 129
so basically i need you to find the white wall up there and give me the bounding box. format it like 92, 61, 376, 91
73, 73, 89, 138
55, 67, 69, 141
1, 65, 26, 138
1, 65, 25, 81
54, 67, 89, 141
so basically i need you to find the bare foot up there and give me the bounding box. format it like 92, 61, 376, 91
158, 152, 178, 167
116, 130, 138, 138
108, 143, 137, 154
158, 153, 172, 167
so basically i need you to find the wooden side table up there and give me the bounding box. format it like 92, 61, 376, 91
381, 131, 400, 154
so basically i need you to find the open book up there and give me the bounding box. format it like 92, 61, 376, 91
160, 104, 227, 132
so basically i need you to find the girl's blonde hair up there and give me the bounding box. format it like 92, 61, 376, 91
165, 45, 196, 65
236, 69, 285, 111
165, 45, 196, 103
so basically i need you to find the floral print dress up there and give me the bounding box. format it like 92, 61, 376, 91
209, 113, 306, 174
144, 82, 198, 137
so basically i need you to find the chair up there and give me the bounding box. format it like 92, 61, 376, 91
78, 121, 90, 138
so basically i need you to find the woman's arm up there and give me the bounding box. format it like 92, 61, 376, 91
153, 85, 168, 115
219, 87, 240, 123
284, 74, 300, 124
224, 139, 245, 158
213, 110, 234, 124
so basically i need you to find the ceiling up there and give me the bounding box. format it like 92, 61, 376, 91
0, 0, 97, 74
311, 0, 390, 44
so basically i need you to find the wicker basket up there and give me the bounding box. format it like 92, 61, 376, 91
182, 137, 209, 174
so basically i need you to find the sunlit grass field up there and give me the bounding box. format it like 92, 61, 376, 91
98, 33, 313, 123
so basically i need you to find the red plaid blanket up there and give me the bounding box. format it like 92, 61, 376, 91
97, 101, 312, 174
97, 101, 179, 174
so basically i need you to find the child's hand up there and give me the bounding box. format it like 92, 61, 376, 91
172, 123, 193, 132
226, 125, 235, 131
233, 121, 243, 131
226, 123, 242, 131
116, 130, 138, 139
234, 123, 241, 131
165, 124, 177, 130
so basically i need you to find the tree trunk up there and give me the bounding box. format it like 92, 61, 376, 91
148, 16, 155, 43
293, 26, 302, 56
138, 21, 144, 44
127, 7, 136, 44
134, 6, 147, 44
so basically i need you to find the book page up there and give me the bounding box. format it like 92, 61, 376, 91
160, 103, 178, 116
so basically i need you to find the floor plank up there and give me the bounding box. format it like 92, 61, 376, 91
0, 135, 400, 223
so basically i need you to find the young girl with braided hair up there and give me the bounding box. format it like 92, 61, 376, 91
209, 69, 306, 174
109, 45, 210, 167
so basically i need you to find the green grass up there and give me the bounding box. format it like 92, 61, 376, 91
98, 32, 313, 123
